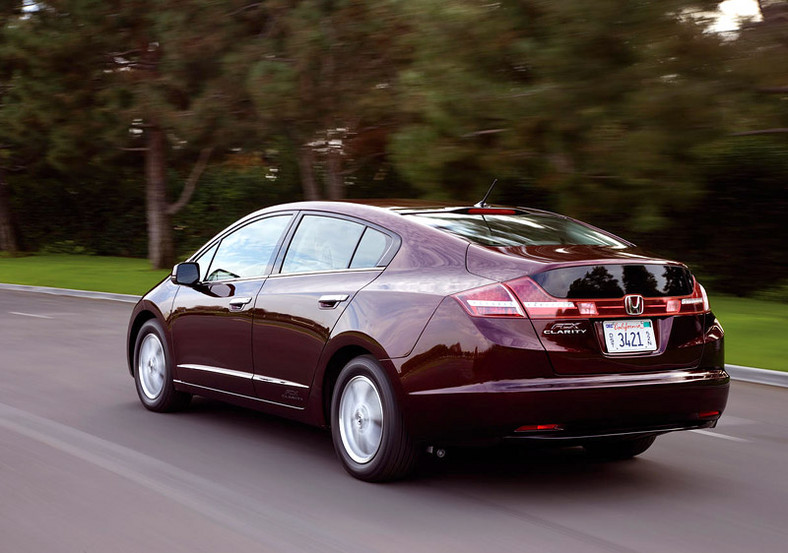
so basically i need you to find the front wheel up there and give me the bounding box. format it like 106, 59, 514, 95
583, 435, 656, 460
133, 320, 191, 412
330, 356, 418, 482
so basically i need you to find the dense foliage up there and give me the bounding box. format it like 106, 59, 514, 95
0, 1, 786, 295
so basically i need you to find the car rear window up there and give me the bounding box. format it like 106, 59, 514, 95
405, 212, 627, 248
532, 264, 694, 299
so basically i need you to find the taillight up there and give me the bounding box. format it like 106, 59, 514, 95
453, 283, 525, 318
505, 277, 580, 318
680, 280, 710, 314
503, 276, 711, 319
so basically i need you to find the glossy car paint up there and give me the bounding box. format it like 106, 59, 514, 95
127, 201, 729, 447
171, 279, 264, 396
393, 298, 726, 442
251, 269, 383, 408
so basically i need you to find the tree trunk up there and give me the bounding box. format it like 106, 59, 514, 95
298, 146, 321, 200
0, 171, 19, 255
145, 126, 175, 269
326, 147, 344, 200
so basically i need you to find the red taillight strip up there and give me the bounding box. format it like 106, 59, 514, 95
454, 277, 710, 319
453, 283, 525, 318
520, 301, 575, 309
515, 424, 563, 432
504, 276, 711, 319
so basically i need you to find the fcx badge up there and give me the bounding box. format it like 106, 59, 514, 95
543, 322, 588, 336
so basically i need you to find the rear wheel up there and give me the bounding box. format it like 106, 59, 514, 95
583, 435, 656, 460
330, 356, 418, 482
133, 320, 191, 412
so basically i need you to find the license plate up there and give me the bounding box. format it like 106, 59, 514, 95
603, 320, 657, 354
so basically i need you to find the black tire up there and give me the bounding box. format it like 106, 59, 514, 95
133, 320, 191, 412
583, 435, 656, 460
330, 355, 418, 482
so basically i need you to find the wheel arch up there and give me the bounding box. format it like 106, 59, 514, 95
309, 334, 402, 428
127, 309, 158, 375
320, 345, 370, 428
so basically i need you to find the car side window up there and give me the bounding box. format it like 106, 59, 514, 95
205, 215, 292, 281
281, 215, 366, 274
349, 227, 390, 269
193, 242, 219, 281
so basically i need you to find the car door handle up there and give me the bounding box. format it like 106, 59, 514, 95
229, 297, 253, 308
318, 294, 349, 309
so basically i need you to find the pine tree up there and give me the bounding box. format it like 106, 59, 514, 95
2, 1, 270, 268
247, 0, 408, 200
1, 1, 39, 254
389, 0, 732, 230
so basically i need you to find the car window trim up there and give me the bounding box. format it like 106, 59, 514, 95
347, 226, 369, 269
194, 241, 220, 282
348, 226, 396, 270
268, 266, 385, 279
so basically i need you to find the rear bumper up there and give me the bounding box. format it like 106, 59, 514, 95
394, 297, 728, 444
403, 368, 730, 444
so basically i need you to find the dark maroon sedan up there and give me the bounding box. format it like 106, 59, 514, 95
127, 201, 728, 481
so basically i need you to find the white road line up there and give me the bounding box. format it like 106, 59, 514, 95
9, 312, 53, 319
690, 429, 749, 443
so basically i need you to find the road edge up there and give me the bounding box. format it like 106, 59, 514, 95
725, 364, 788, 389
0, 282, 140, 303
2, 282, 787, 388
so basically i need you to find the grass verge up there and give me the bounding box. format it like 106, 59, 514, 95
0, 254, 785, 371
709, 295, 787, 373
0, 254, 170, 296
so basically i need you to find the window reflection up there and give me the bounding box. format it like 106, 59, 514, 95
568, 266, 624, 298
409, 213, 625, 247
535, 264, 694, 298
622, 265, 660, 297
350, 227, 390, 269
206, 215, 292, 281
281, 215, 365, 273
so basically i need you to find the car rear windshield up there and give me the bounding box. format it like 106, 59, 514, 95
533, 264, 694, 299
405, 212, 627, 248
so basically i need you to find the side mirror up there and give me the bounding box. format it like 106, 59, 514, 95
173, 262, 200, 286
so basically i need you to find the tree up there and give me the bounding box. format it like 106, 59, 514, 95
2, 1, 272, 268
247, 0, 409, 200
0, 0, 24, 254
728, 0, 788, 137
389, 0, 731, 229
93, 1, 271, 268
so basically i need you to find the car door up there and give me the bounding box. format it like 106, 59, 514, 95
251, 213, 396, 408
170, 213, 294, 397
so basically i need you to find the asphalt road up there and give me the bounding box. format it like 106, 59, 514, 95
1, 289, 786, 553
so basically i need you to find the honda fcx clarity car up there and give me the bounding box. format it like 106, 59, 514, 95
127, 201, 728, 481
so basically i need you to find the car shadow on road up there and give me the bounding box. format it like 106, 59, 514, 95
135, 397, 693, 495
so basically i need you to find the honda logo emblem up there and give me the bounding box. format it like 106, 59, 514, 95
624, 295, 644, 316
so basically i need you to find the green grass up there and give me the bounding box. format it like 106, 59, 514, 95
0, 254, 785, 371
0, 254, 170, 296
709, 295, 788, 372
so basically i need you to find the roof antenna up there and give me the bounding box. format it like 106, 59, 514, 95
475, 179, 497, 208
